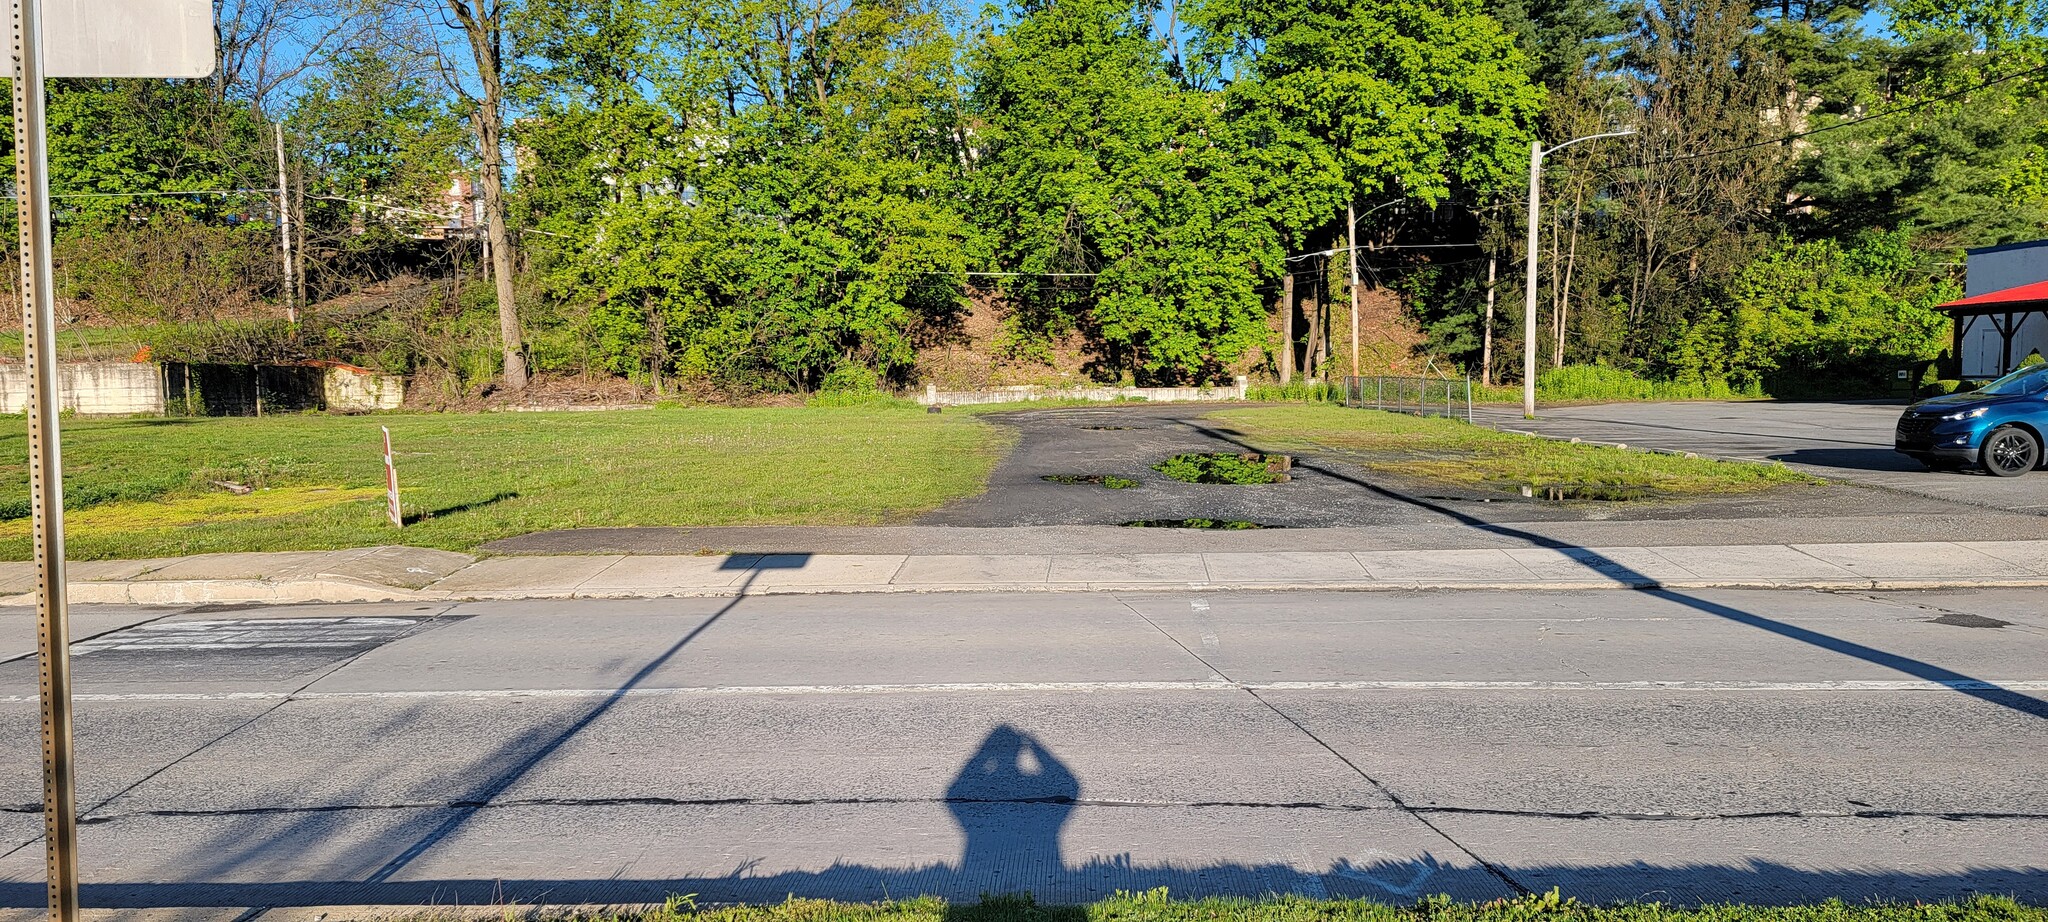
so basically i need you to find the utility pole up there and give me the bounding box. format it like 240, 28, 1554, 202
1524, 129, 1633, 418
275, 121, 295, 323
1347, 202, 1361, 379
1481, 257, 1496, 387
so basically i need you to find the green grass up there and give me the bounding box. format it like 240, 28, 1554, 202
0, 325, 162, 362
389, 891, 2042, 922
0, 405, 1012, 560
1207, 404, 1815, 495
1249, 366, 1765, 407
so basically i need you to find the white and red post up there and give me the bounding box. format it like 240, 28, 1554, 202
383, 426, 402, 527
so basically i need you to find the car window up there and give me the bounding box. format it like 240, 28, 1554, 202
1977, 365, 2048, 396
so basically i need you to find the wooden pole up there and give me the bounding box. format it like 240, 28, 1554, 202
1481, 257, 1497, 387
1347, 203, 1361, 378
1278, 270, 1295, 384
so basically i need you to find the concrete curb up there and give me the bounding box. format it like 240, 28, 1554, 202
3, 576, 422, 607
11, 575, 2048, 606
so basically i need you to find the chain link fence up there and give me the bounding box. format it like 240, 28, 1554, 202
1342, 374, 1474, 423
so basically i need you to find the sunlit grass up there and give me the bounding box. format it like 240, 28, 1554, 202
0, 405, 1012, 560
382, 890, 2043, 922
1209, 405, 1815, 495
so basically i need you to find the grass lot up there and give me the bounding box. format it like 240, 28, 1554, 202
1209, 405, 1816, 495
394, 892, 2042, 922
0, 406, 1011, 560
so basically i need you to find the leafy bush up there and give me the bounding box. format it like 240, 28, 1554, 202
1535, 365, 1756, 402
1663, 230, 1955, 398
1154, 452, 1288, 484
1246, 381, 1344, 403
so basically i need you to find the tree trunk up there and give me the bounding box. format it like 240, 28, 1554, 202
1556, 187, 1583, 368
474, 112, 527, 390
451, 0, 527, 391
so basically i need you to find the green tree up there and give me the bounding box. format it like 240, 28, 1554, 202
970, 0, 1280, 383
1188, 0, 1544, 241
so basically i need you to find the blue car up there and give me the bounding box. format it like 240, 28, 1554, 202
1895, 364, 2048, 476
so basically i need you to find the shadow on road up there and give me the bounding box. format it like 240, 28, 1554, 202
1769, 448, 1966, 474
1184, 422, 2048, 722
6, 728, 2041, 907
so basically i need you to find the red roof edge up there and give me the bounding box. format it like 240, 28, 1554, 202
1938, 278, 2048, 310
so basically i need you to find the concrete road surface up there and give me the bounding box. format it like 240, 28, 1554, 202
1474, 400, 2048, 514
0, 588, 2044, 914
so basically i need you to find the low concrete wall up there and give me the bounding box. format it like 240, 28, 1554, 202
919, 377, 1249, 406
325, 366, 405, 412
0, 362, 406, 416
0, 362, 163, 415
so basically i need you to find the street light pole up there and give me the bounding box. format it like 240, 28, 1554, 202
1523, 129, 1634, 419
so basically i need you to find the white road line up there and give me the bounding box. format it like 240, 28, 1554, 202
4, 678, 2047, 703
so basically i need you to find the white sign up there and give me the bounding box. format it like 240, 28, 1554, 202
42, 0, 214, 78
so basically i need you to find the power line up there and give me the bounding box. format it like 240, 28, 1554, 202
0, 188, 272, 200
1288, 242, 1481, 261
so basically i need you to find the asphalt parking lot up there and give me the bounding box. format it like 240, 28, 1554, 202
1473, 400, 2048, 515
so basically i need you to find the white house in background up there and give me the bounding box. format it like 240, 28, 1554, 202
1941, 239, 2048, 378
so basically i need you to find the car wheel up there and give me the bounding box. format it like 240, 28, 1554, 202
1982, 426, 2041, 478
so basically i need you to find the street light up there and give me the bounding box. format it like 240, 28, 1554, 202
1523, 129, 1634, 418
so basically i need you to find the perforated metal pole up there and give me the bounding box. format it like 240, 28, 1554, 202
11, 0, 81, 915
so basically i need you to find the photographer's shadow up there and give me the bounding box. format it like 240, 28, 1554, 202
945, 724, 1079, 892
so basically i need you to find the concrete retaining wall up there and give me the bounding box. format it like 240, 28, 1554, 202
0, 362, 405, 416
325, 366, 406, 411
919, 377, 1249, 406
0, 362, 163, 415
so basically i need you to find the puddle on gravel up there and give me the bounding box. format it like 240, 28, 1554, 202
1122, 518, 1276, 530
1079, 425, 1139, 430
1421, 483, 1660, 504
1042, 474, 1140, 489
1928, 612, 2010, 629
1495, 483, 1660, 502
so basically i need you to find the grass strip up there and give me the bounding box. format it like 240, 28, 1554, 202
388, 890, 2041, 922
0, 405, 1012, 560
1206, 405, 1816, 495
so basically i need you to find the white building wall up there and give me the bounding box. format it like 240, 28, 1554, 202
1965, 241, 2048, 297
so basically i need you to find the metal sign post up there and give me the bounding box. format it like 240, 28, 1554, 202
11, 1, 213, 917
11, 0, 80, 914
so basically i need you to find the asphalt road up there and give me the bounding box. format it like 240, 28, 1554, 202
1473, 400, 2048, 514
0, 587, 2044, 914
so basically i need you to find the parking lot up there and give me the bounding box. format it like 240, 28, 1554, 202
1472, 400, 2048, 515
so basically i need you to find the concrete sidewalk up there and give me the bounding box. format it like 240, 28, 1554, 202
5, 537, 2048, 605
